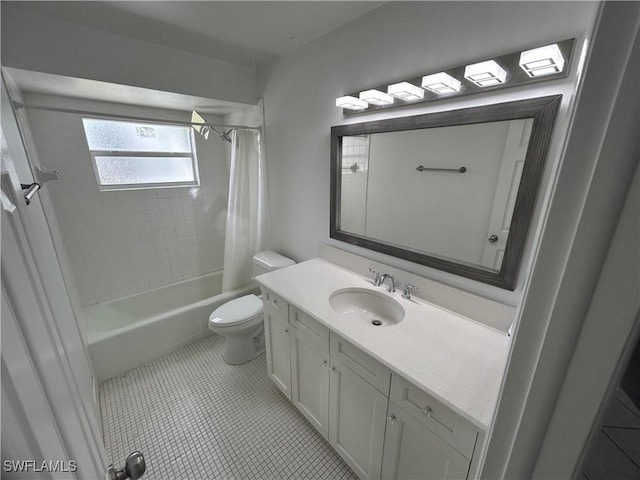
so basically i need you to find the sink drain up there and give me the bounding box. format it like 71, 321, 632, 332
371, 319, 383, 326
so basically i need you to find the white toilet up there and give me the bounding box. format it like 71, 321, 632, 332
208, 251, 295, 365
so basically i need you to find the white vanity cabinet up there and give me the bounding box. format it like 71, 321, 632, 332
381, 402, 471, 480
260, 286, 483, 480
263, 289, 292, 399
289, 308, 330, 439
329, 358, 388, 479
381, 376, 481, 480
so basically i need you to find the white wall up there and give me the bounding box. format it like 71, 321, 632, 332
25, 94, 231, 305
1, 4, 256, 105
258, 1, 599, 302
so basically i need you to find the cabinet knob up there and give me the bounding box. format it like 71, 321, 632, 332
387, 414, 396, 423
330, 366, 336, 371
273, 299, 278, 305
321, 360, 328, 365
422, 405, 433, 417
282, 329, 288, 335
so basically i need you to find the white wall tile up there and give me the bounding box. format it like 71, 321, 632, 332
26, 94, 230, 305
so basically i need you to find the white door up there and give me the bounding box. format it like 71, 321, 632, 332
1, 76, 107, 478
481, 118, 533, 269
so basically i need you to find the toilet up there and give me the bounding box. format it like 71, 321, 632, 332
208, 251, 295, 365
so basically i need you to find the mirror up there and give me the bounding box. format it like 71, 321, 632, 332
330, 96, 561, 290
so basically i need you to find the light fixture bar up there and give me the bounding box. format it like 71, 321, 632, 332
337, 37, 575, 115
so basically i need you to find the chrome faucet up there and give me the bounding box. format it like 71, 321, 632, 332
380, 274, 395, 293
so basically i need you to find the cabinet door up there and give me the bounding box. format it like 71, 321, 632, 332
382, 402, 470, 480
290, 328, 330, 439
329, 359, 388, 480
264, 304, 291, 399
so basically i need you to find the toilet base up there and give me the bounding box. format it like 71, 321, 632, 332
222, 329, 265, 365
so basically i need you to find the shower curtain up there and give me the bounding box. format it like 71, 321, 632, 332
221, 129, 269, 292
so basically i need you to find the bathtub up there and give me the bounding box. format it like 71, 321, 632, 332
86, 271, 256, 381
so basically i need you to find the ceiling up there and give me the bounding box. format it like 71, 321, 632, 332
7, 1, 386, 67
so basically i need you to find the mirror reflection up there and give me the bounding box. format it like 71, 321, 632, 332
338, 119, 533, 271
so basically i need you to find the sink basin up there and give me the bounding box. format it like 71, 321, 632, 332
329, 288, 405, 326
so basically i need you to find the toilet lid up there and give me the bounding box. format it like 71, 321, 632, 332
209, 294, 263, 326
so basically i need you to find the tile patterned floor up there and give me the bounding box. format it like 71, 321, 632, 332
100, 335, 357, 480
582, 388, 640, 480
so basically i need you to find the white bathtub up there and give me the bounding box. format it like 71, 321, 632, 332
87, 271, 256, 381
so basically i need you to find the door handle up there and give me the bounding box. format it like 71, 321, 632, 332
106, 451, 146, 480
20, 182, 40, 205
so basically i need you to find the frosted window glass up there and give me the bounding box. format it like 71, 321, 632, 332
95, 157, 195, 185
82, 119, 191, 153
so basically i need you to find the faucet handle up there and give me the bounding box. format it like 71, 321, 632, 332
402, 283, 417, 299
368, 267, 383, 286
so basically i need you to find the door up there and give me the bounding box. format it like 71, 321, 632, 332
329, 359, 388, 480
481, 118, 533, 269
1, 74, 107, 478
381, 402, 471, 480
290, 327, 330, 439
264, 301, 292, 399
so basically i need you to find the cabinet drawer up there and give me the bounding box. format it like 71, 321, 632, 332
390, 375, 478, 459
290, 307, 329, 347
330, 333, 391, 396
261, 288, 288, 317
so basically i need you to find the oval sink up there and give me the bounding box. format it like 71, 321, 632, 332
329, 288, 405, 326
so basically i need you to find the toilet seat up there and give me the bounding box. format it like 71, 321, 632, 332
209, 294, 263, 328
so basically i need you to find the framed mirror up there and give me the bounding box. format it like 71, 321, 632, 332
330, 95, 561, 290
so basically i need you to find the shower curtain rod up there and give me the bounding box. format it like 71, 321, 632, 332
12, 101, 261, 137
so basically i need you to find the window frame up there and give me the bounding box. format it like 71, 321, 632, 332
83, 117, 201, 191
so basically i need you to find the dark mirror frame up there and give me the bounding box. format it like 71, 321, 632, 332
330, 95, 562, 290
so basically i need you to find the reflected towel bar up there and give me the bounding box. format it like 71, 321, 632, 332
416, 166, 467, 173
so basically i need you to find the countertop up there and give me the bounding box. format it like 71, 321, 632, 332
255, 258, 511, 430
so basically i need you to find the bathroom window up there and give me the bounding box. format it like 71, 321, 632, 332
82, 118, 200, 191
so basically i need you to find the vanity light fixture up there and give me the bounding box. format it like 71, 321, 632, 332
519, 43, 565, 77
336, 38, 574, 115
387, 82, 425, 101
464, 60, 507, 87
336, 95, 368, 110
359, 89, 394, 106
421, 72, 461, 94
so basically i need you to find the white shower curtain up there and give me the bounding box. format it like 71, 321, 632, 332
222, 129, 269, 292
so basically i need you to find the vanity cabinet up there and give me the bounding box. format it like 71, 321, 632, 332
381, 376, 480, 480
381, 402, 471, 480
290, 308, 330, 439
261, 287, 482, 480
263, 289, 291, 399
329, 358, 388, 479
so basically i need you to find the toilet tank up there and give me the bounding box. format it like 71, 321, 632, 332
252, 251, 295, 277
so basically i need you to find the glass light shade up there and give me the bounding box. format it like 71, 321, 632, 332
519, 44, 565, 77
359, 89, 394, 106
464, 60, 507, 87
336, 95, 368, 110
387, 82, 425, 101
421, 72, 462, 94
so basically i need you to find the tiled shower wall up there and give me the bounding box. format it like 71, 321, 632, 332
25, 94, 232, 306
